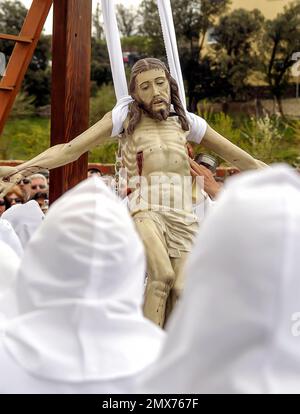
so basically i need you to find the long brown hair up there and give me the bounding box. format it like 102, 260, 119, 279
126, 58, 189, 135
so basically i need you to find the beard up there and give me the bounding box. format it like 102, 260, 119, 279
140, 98, 171, 121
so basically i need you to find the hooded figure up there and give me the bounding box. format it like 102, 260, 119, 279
2, 200, 44, 248
0, 241, 21, 323
139, 165, 300, 394
0, 177, 164, 393
0, 218, 23, 258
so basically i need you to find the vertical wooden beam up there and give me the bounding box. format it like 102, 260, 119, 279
50, 0, 91, 203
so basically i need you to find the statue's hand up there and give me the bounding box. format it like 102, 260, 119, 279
0, 166, 23, 197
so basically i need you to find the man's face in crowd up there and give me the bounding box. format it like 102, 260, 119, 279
88, 169, 102, 178
30, 178, 47, 197
6, 192, 23, 206
19, 178, 32, 201
135, 68, 171, 121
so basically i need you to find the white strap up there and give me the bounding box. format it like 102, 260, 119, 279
101, 0, 128, 100
156, 0, 207, 143
156, 0, 186, 108
101, 0, 133, 136
101, 0, 207, 142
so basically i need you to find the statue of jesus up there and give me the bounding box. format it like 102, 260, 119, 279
0, 58, 265, 327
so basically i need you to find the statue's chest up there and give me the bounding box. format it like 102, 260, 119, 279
122, 117, 189, 176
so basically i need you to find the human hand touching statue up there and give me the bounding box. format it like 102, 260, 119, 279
189, 158, 221, 199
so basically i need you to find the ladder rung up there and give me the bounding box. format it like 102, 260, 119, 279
0, 86, 14, 91
0, 34, 32, 43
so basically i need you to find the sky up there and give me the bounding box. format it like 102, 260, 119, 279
20, 0, 141, 34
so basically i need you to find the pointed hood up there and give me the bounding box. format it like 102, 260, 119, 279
140, 165, 300, 394
0, 240, 21, 322
3, 177, 164, 383
2, 201, 44, 248
0, 218, 23, 258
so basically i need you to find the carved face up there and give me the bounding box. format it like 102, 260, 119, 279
135, 68, 171, 120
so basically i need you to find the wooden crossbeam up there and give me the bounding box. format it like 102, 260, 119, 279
0, 34, 32, 43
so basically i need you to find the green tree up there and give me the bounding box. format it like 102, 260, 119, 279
23, 35, 52, 107
90, 37, 112, 93
259, 1, 300, 115
173, 0, 230, 110
137, 0, 165, 56
92, 1, 103, 41
137, 0, 230, 110
89, 84, 117, 164
0, 0, 27, 58
213, 9, 265, 100
0, 118, 50, 160
171, 0, 231, 57
116, 4, 138, 37
91, 3, 112, 91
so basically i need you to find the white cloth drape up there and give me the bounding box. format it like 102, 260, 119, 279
101, 0, 128, 100
2, 201, 44, 248
0, 177, 164, 393
0, 241, 20, 323
101, 0, 134, 137
0, 219, 23, 258
139, 164, 300, 394
156, 0, 186, 108
101, 0, 207, 142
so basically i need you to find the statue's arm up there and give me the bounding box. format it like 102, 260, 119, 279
0, 111, 114, 195
201, 125, 267, 170
19, 111, 114, 173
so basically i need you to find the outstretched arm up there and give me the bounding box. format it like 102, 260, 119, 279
19, 111, 113, 173
0, 112, 114, 195
201, 125, 267, 171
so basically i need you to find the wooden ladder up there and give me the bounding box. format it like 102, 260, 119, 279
0, 0, 53, 135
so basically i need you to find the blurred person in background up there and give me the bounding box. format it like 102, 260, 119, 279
39, 170, 50, 186
4, 186, 24, 209
18, 178, 32, 202
87, 167, 102, 178
32, 192, 49, 214
29, 174, 48, 198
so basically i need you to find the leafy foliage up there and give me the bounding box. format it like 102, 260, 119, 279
10, 92, 35, 118
196, 102, 298, 165
258, 1, 300, 115
91, 38, 112, 89
89, 84, 116, 126
116, 4, 138, 37
0, 118, 50, 160
88, 84, 117, 163
213, 9, 265, 100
